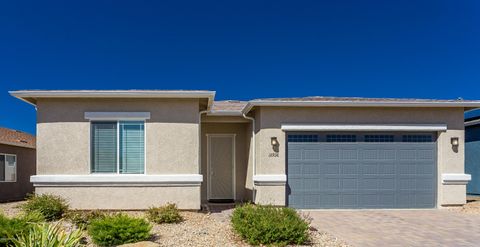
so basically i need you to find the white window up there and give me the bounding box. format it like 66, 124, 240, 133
0, 154, 16, 182
91, 121, 145, 174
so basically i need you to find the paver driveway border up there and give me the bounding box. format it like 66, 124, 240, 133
303, 209, 480, 247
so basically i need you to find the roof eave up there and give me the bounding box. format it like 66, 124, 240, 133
9, 90, 216, 109
0, 141, 36, 149
241, 101, 480, 114
465, 118, 480, 127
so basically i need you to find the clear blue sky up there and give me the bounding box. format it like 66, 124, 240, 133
1, 0, 479, 134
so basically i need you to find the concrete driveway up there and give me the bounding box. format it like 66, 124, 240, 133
305, 209, 480, 247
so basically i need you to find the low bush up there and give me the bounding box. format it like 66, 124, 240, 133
22, 194, 69, 221
88, 214, 152, 246
65, 210, 107, 229
12, 223, 83, 247
231, 204, 310, 246
146, 203, 183, 224
0, 212, 43, 246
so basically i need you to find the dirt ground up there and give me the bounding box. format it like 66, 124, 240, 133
0, 201, 348, 247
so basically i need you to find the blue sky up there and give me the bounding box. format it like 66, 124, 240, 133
1, 0, 479, 134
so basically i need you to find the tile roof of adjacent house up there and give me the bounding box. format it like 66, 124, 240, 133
0, 127, 36, 149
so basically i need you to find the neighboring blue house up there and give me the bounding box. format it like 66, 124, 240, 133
466, 112, 480, 194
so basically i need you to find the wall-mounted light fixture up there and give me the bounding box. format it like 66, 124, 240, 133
271, 137, 279, 147
451, 137, 459, 148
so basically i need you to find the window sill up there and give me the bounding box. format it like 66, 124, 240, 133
31, 174, 203, 187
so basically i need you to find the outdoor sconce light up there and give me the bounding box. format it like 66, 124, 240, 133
451, 137, 459, 148
271, 137, 279, 147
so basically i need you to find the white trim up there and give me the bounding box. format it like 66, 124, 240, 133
242, 100, 480, 114
30, 174, 203, 187
0, 153, 17, 183
85, 112, 150, 121
253, 174, 287, 186
198, 110, 208, 174
465, 118, 480, 127
10, 90, 216, 109
242, 113, 256, 201
207, 134, 236, 200
281, 124, 448, 132
207, 111, 244, 116
442, 173, 471, 185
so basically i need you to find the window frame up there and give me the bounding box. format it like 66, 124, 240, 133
0, 153, 17, 183
90, 120, 146, 175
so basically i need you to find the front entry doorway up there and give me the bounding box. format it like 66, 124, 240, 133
207, 134, 235, 202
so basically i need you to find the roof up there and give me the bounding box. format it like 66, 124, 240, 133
9, 90, 216, 109
251, 96, 480, 103
0, 127, 36, 149
242, 96, 480, 113
209, 100, 248, 116
10, 90, 480, 116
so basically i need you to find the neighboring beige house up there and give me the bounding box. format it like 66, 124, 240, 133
10, 90, 480, 210
0, 127, 36, 202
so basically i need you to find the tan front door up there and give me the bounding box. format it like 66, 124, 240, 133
207, 134, 235, 200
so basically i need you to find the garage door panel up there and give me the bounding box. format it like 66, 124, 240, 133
342, 178, 357, 190
287, 133, 436, 209
287, 149, 302, 160
323, 149, 340, 159
341, 194, 358, 207
360, 148, 396, 160
342, 163, 358, 174
288, 178, 304, 191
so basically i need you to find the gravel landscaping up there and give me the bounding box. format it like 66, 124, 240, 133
0, 201, 348, 247
447, 195, 480, 215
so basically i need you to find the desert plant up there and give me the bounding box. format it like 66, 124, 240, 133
0, 211, 43, 246
65, 210, 107, 229
87, 214, 151, 246
12, 222, 83, 247
22, 194, 69, 221
231, 204, 310, 246
146, 203, 183, 224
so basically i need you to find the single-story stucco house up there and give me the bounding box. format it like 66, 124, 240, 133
0, 127, 36, 202
10, 90, 480, 210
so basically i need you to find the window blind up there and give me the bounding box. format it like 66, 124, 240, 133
119, 121, 145, 174
91, 122, 117, 173
0, 155, 4, 181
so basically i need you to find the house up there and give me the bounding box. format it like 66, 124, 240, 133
465, 115, 480, 194
0, 127, 36, 202
10, 90, 480, 210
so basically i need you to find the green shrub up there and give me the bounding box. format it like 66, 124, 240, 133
65, 210, 107, 229
231, 204, 310, 246
22, 194, 69, 221
146, 203, 183, 224
12, 223, 83, 247
0, 212, 43, 246
88, 214, 152, 246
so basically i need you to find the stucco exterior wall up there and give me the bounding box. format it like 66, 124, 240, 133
36, 98, 200, 175
0, 144, 36, 202
200, 121, 252, 202
35, 98, 201, 209
36, 186, 200, 210
253, 106, 466, 207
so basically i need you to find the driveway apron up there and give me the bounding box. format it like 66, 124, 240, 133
305, 210, 480, 247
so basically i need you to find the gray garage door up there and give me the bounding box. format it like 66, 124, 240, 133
287, 133, 437, 209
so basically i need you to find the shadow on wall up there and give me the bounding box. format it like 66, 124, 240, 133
36, 98, 200, 124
